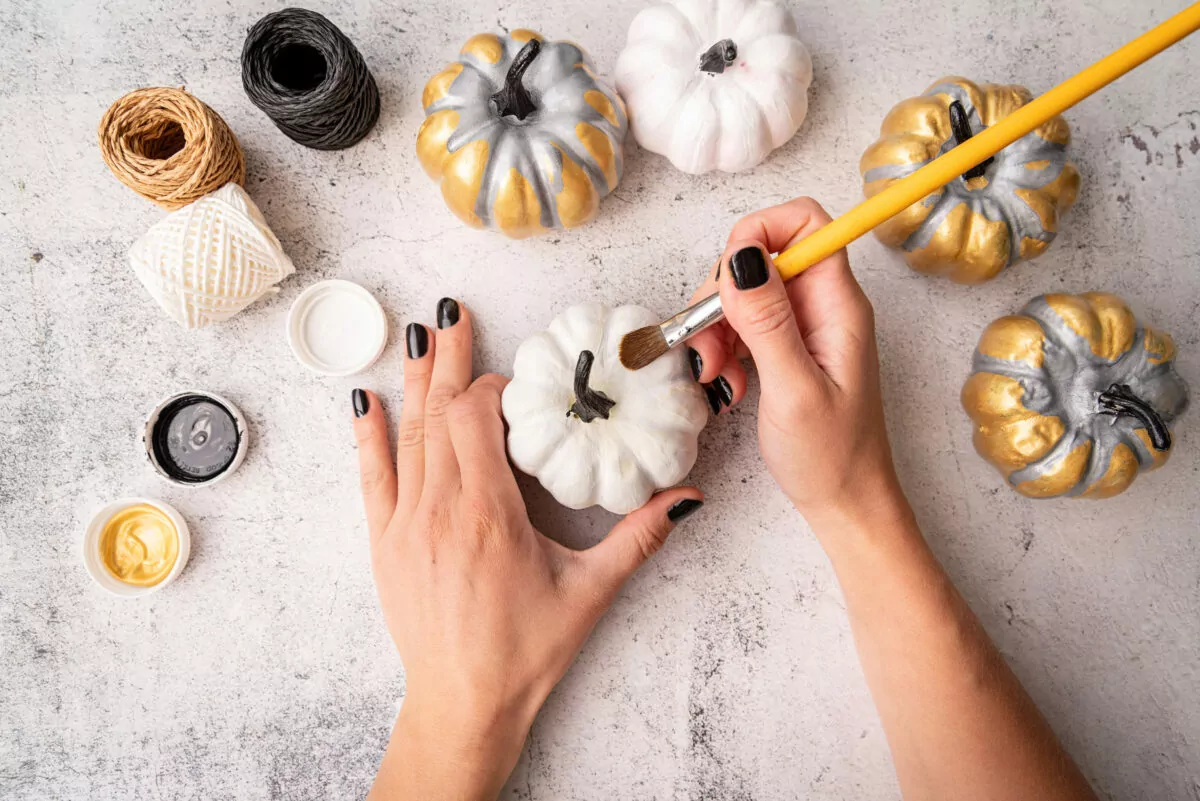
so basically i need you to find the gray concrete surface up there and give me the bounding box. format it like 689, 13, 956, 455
2, 0, 1198, 798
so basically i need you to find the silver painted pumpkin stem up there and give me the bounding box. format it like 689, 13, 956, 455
948, 100, 994, 181
1098, 383, 1172, 451
492, 38, 541, 120
569, 350, 616, 423
698, 39, 737, 74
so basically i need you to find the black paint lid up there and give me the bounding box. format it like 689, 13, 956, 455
144, 391, 248, 486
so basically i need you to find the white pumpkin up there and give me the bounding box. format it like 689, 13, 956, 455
614, 0, 813, 174
502, 303, 709, 514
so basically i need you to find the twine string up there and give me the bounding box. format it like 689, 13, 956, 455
98, 87, 245, 210
241, 7, 380, 150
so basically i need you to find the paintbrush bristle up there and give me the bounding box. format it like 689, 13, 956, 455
619, 325, 669, 371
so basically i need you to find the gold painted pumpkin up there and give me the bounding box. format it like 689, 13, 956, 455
861, 77, 1080, 283
962, 293, 1188, 499
417, 30, 628, 238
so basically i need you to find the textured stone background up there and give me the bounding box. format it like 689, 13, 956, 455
2, 0, 1198, 798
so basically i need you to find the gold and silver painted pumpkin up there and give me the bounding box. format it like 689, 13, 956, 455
861, 77, 1080, 284
962, 293, 1188, 499
417, 30, 629, 238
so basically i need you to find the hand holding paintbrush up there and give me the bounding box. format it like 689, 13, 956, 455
619, 1, 1200, 371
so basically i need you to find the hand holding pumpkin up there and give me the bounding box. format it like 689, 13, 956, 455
686, 197, 904, 530
350, 301, 703, 800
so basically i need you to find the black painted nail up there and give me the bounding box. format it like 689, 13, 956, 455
406, 323, 429, 358
352, 389, 369, 418
704, 383, 723, 415
713, 375, 734, 406
730, 246, 768, 290
436, 297, 460, 329
687, 347, 703, 381
667, 498, 703, 523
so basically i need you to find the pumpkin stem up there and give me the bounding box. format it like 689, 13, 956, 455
568, 350, 616, 423
1098, 383, 1172, 451
698, 39, 738, 74
948, 100, 994, 181
491, 38, 541, 121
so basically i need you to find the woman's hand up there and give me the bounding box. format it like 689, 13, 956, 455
351, 299, 703, 801
685, 197, 901, 530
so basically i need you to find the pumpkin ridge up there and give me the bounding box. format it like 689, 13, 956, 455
968, 357, 1056, 410
1018, 296, 1092, 356
901, 190, 962, 254
993, 192, 1048, 266
1069, 418, 1126, 497
1009, 428, 1089, 493
539, 117, 611, 193
861, 146, 931, 183
527, 138, 562, 230
472, 126, 514, 228
444, 111, 501, 155
630, 2, 700, 49
607, 419, 682, 488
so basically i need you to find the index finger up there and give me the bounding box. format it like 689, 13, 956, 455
726, 197, 870, 341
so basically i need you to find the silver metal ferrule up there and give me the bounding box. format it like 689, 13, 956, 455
660, 292, 725, 350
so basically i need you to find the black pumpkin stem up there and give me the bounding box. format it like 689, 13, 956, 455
568, 350, 616, 423
948, 100, 994, 181
491, 38, 541, 120
698, 39, 737, 74
1098, 383, 1172, 451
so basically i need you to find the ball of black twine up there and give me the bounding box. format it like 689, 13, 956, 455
241, 7, 380, 150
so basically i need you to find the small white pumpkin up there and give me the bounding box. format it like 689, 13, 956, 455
502, 303, 709, 514
614, 0, 813, 174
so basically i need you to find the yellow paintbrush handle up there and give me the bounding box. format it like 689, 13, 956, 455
774, 1, 1200, 281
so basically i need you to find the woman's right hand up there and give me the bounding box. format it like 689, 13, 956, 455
686, 197, 904, 530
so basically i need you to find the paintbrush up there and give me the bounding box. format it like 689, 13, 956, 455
619, 1, 1200, 371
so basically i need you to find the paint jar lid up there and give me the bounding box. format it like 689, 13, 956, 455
144, 390, 249, 487
287, 279, 388, 376
81, 497, 192, 597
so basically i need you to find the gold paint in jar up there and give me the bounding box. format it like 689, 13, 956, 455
99, 503, 180, 587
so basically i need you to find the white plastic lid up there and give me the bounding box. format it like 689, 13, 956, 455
287, 280, 388, 376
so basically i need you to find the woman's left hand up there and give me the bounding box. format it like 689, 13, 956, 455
352, 298, 704, 801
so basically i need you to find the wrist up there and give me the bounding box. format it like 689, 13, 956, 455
373, 693, 532, 801
796, 470, 918, 548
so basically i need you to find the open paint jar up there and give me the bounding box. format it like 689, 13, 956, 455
144, 390, 248, 486
82, 497, 191, 596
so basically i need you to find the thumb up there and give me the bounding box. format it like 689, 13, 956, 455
581, 488, 704, 597
718, 242, 820, 388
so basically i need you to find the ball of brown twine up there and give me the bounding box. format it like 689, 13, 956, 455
98, 87, 246, 210
241, 8, 380, 150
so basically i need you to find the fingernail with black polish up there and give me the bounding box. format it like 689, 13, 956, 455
352, 389, 369, 418
406, 323, 429, 358
436, 297, 460, 329
713, 375, 734, 406
687, 347, 703, 381
730, 246, 768, 290
667, 498, 703, 523
704, 383, 723, 415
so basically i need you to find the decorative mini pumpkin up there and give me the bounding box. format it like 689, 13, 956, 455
962, 293, 1188, 499
614, 0, 812, 174
417, 30, 628, 238
502, 303, 709, 514
128, 182, 295, 329
861, 77, 1080, 284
